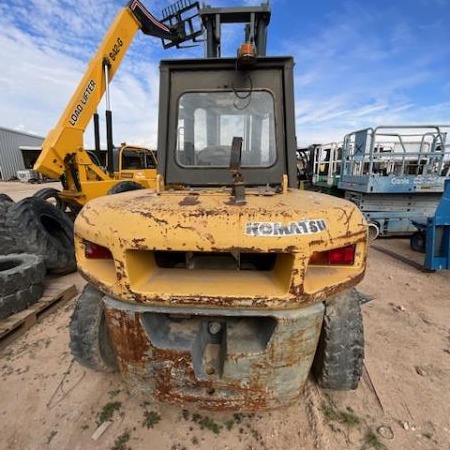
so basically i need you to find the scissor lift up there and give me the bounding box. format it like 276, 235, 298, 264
336, 125, 450, 239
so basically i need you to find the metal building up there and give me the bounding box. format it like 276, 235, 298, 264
0, 127, 44, 180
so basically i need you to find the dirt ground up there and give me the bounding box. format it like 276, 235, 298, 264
0, 180, 449, 450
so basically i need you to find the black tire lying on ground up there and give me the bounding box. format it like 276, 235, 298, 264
0, 200, 17, 255
70, 284, 117, 372
0, 253, 46, 296
33, 187, 65, 211
107, 181, 144, 195
0, 254, 45, 320
5, 197, 77, 274
312, 288, 364, 390
0, 283, 44, 320
0, 193, 14, 203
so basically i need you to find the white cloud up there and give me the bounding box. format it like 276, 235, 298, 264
0, 0, 449, 153
0, 1, 165, 148
283, 2, 450, 146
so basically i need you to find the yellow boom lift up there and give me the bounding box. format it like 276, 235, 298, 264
34, 0, 201, 214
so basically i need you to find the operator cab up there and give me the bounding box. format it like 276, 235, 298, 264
158, 57, 298, 188
121, 147, 157, 170
157, 3, 297, 189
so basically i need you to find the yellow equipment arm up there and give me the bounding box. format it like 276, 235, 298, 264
35, 1, 180, 179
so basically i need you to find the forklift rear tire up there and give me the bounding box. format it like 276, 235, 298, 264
69, 284, 117, 372
107, 181, 144, 195
312, 289, 364, 390
410, 231, 426, 253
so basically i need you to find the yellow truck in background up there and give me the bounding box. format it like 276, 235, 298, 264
33, 0, 198, 213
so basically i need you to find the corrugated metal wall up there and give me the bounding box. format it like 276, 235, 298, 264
0, 127, 44, 180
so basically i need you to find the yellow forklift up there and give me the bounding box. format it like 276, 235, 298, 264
69, 0, 368, 410
32, 0, 195, 213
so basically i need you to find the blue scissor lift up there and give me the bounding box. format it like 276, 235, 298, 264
410, 179, 450, 270
335, 125, 450, 239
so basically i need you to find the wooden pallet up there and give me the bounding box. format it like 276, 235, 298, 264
0, 282, 78, 350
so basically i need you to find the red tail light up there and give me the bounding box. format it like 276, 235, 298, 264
327, 245, 355, 265
84, 241, 112, 259
310, 245, 355, 266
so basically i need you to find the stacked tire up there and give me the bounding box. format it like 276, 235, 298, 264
0, 254, 46, 320
0, 194, 15, 255
0, 193, 77, 320
0, 196, 76, 274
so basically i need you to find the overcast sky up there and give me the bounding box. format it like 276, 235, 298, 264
1, 0, 449, 148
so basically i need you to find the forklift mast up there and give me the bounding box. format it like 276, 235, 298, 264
34, 0, 201, 181
200, 3, 271, 57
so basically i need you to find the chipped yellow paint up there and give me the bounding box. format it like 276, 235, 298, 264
75, 187, 368, 310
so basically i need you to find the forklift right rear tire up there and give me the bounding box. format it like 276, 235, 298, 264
107, 181, 144, 195
312, 289, 364, 390
69, 284, 118, 372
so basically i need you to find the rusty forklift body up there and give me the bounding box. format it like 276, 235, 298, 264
73, 2, 368, 410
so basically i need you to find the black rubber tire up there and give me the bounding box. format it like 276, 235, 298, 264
4, 197, 77, 274
312, 289, 364, 390
33, 187, 65, 211
69, 284, 117, 372
410, 231, 426, 253
0, 253, 46, 296
0, 200, 17, 255
0, 193, 14, 203
107, 181, 144, 195
65, 203, 82, 222
367, 222, 380, 241
0, 283, 44, 320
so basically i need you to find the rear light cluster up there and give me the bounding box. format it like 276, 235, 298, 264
310, 245, 355, 266
83, 240, 355, 267
84, 241, 113, 259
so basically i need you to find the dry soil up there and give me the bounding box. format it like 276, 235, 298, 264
0, 180, 449, 450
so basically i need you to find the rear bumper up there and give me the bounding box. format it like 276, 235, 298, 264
104, 297, 324, 410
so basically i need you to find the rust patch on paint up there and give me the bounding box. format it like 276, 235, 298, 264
102, 304, 322, 411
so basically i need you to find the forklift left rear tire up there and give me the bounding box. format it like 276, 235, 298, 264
312, 289, 364, 390
69, 284, 117, 372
